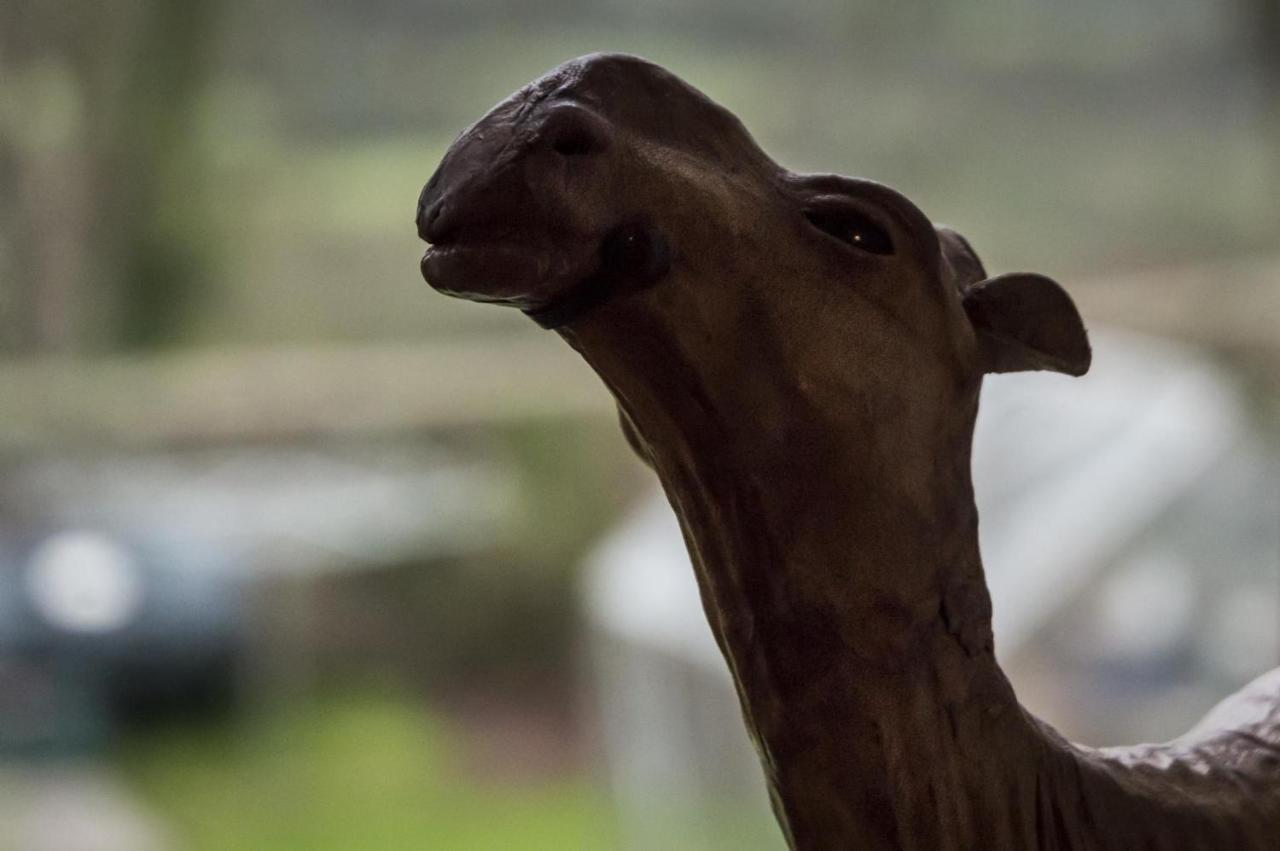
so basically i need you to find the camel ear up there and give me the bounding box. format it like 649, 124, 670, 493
962, 273, 1091, 376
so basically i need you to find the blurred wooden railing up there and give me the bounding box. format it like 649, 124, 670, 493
0, 336, 613, 451
1074, 253, 1279, 358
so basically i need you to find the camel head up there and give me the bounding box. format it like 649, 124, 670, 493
417, 53, 1091, 477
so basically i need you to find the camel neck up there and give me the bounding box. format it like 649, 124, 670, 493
651, 428, 1047, 849
564, 318, 1049, 848
611, 375, 1273, 851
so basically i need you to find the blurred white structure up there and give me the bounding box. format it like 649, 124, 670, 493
584, 328, 1280, 851
0, 766, 173, 851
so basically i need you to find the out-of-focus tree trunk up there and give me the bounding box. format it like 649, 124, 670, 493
1245, 0, 1280, 193
0, 0, 222, 354
104, 0, 223, 349
0, 3, 98, 353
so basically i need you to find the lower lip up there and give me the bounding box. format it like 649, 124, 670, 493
420, 235, 602, 310
420, 244, 448, 280
420, 244, 481, 291
421, 241, 509, 273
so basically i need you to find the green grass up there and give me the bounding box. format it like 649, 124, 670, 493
118, 694, 618, 851
119, 691, 786, 850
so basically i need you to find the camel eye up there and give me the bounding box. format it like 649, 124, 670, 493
805, 209, 894, 256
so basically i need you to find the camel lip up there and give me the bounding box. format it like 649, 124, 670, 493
420, 220, 534, 251
419, 233, 599, 311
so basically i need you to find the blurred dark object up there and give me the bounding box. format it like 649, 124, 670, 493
0, 528, 240, 758
0, 438, 551, 757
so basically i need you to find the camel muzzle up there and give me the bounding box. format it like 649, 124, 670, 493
416, 89, 629, 311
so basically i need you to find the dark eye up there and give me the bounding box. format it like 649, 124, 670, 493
804, 209, 894, 255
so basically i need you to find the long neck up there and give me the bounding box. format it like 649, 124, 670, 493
564, 312, 1279, 849
634, 376, 1280, 851
647, 394, 1050, 849
569, 316, 1057, 847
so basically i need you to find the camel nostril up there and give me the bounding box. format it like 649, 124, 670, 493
552, 131, 599, 157
543, 105, 610, 158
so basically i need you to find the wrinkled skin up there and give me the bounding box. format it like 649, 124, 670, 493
417, 54, 1280, 850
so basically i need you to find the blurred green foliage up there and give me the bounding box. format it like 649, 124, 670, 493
121, 690, 783, 850
120, 692, 618, 851
109, 0, 222, 348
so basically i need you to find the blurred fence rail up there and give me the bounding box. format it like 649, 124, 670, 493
1, 336, 612, 451
1076, 253, 1280, 361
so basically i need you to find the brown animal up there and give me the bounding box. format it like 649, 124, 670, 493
415, 54, 1280, 850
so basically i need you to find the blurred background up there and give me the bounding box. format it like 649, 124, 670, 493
1, 1, 1277, 849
